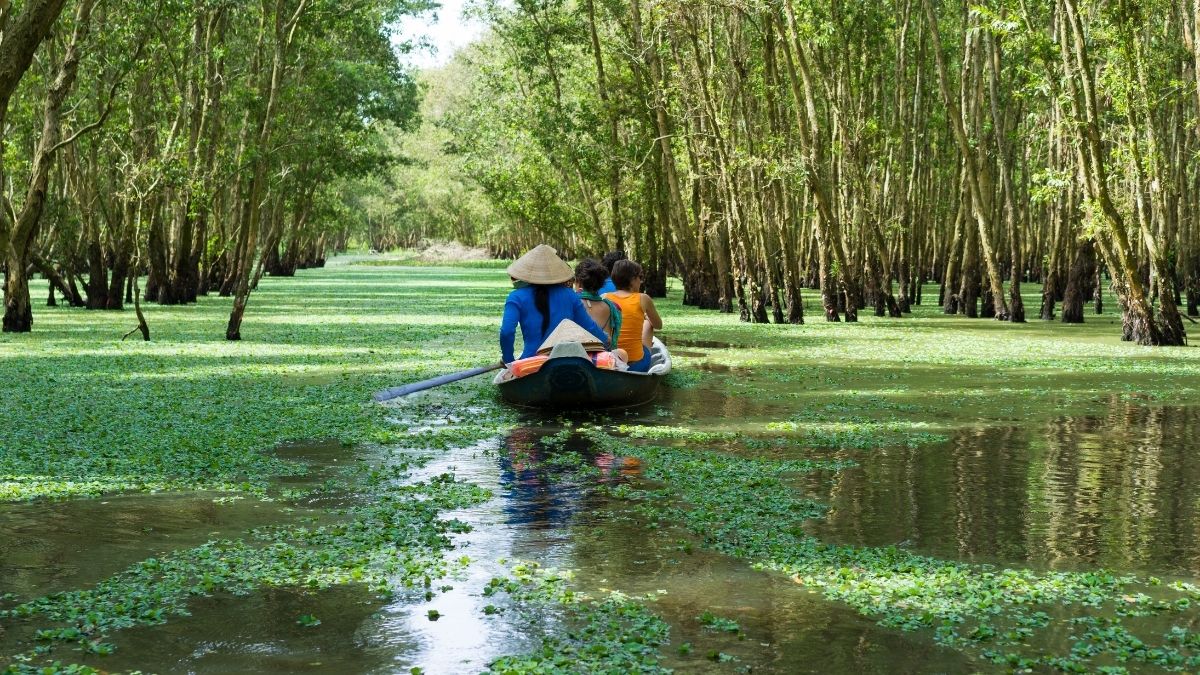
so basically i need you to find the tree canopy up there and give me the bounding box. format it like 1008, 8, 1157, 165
383, 0, 1200, 345
0, 0, 428, 336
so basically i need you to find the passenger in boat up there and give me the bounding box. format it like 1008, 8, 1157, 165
604, 259, 663, 373
598, 250, 626, 295
500, 245, 609, 364
575, 259, 624, 347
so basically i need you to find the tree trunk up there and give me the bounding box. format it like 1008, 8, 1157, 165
1, 0, 96, 332
2, 255, 32, 331
922, 0, 1010, 320
1062, 239, 1095, 324
1059, 0, 1165, 345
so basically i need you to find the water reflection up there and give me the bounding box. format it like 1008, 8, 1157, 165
0, 415, 977, 673
0, 492, 317, 603
394, 424, 972, 673
498, 427, 586, 528
74, 586, 397, 675
805, 402, 1200, 575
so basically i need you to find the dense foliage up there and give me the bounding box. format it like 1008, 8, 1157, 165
0, 0, 427, 337
406, 0, 1200, 345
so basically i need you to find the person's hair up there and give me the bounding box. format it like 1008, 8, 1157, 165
575, 258, 608, 294
533, 285, 551, 334
611, 260, 643, 291
601, 250, 627, 274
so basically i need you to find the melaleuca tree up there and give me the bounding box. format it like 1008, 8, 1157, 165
2, 0, 428, 337
395, 0, 1197, 344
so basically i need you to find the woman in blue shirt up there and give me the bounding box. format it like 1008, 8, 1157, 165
500, 245, 609, 363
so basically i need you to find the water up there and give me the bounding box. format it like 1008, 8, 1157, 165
0, 491, 309, 602
70, 585, 398, 674
5, 386, 1200, 672
802, 401, 1200, 577
0, 442, 349, 603
380, 424, 972, 673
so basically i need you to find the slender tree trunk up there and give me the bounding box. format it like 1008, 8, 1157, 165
1059, 0, 1164, 344
922, 0, 1010, 320
1, 0, 96, 332
1062, 239, 1095, 323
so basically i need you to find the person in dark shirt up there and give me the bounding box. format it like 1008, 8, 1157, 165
500, 245, 608, 363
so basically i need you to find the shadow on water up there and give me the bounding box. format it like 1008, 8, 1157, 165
800, 401, 1200, 576
674, 338, 737, 350
570, 522, 970, 673
74, 585, 398, 675
0, 492, 307, 603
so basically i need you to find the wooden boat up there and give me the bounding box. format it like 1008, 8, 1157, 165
494, 338, 672, 409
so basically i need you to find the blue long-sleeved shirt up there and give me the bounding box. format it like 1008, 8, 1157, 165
500, 285, 609, 363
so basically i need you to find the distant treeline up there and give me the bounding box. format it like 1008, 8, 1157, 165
0, 0, 423, 337
397, 0, 1199, 345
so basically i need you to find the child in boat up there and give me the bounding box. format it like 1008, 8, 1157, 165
538, 319, 627, 370
604, 259, 663, 373
500, 245, 609, 365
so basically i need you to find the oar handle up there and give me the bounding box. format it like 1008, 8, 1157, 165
372, 361, 505, 403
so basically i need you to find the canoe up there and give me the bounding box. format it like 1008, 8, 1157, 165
494, 338, 672, 409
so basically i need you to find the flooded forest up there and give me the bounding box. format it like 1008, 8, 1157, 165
3, 0, 1200, 673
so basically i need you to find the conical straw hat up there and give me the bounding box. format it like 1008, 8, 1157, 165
537, 319, 605, 354
507, 244, 574, 285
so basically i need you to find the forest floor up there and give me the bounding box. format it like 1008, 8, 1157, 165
3, 259, 1200, 673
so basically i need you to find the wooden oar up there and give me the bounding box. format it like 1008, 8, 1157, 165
372, 362, 505, 403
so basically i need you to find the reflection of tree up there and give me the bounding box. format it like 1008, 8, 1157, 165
818, 401, 1200, 574
821, 425, 1026, 561
949, 425, 1026, 561
1036, 401, 1200, 574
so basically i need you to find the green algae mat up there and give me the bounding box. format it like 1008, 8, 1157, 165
3, 262, 1200, 673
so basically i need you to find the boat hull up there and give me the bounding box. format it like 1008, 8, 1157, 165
496, 339, 671, 409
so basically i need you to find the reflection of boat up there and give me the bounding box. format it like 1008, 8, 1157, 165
494, 338, 672, 409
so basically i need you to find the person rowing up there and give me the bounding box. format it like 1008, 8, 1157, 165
499, 245, 609, 365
